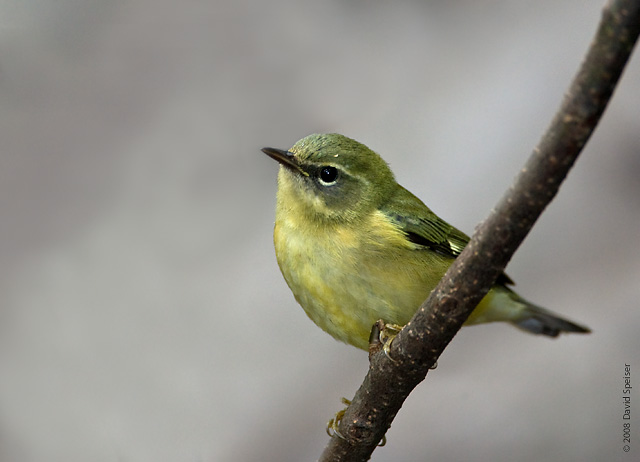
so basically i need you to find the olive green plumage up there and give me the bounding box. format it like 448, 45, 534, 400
263, 133, 590, 350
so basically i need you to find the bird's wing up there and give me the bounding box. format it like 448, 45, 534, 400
381, 185, 514, 286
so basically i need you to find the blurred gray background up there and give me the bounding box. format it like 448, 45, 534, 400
1, 1, 639, 461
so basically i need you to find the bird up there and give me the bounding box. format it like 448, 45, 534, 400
262, 133, 590, 351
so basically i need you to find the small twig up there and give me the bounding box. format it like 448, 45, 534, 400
319, 1, 640, 460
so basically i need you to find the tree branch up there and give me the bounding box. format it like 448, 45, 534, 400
319, 1, 640, 460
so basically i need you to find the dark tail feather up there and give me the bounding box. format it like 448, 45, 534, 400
513, 305, 591, 337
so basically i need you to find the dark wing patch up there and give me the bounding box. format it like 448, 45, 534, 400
384, 211, 514, 286
386, 211, 463, 258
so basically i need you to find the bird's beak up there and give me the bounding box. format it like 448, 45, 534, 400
261, 147, 309, 177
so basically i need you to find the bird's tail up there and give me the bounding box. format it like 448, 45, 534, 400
467, 286, 591, 337
512, 302, 591, 337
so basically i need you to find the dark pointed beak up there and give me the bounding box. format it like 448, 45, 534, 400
261, 147, 309, 177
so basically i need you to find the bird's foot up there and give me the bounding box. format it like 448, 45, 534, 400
379, 323, 403, 361
326, 397, 351, 440
326, 397, 386, 446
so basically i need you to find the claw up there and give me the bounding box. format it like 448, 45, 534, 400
326, 397, 351, 440
370, 321, 438, 369
326, 397, 387, 447
379, 323, 403, 362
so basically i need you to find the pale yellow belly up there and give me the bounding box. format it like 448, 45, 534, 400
274, 218, 462, 350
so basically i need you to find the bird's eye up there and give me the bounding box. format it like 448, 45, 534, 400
318, 166, 339, 185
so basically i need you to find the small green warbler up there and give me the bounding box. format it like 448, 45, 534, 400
262, 133, 590, 350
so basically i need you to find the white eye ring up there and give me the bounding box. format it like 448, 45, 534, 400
318, 166, 339, 185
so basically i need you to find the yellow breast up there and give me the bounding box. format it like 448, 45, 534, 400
274, 208, 450, 350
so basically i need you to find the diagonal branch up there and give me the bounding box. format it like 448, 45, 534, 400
319, 1, 640, 460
